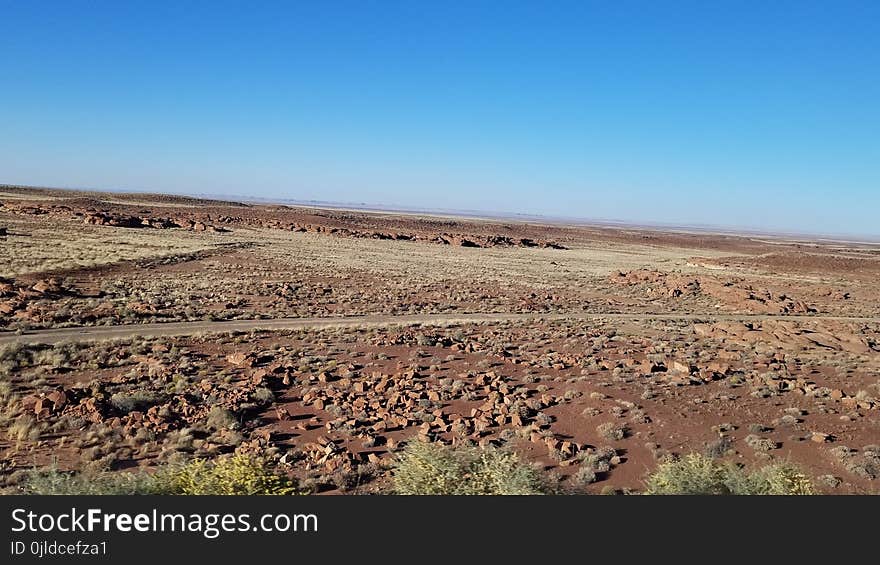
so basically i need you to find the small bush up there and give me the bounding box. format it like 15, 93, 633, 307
109, 390, 160, 414
7, 415, 41, 443
251, 387, 274, 405
596, 422, 628, 441
393, 441, 546, 495
728, 462, 815, 495
21, 468, 165, 495
155, 454, 300, 495
744, 434, 778, 452
20, 455, 301, 495
572, 466, 598, 486
703, 436, 733, 459
206, 407, 238, 430
645, 453, 814, 495
645, 453, 727, 495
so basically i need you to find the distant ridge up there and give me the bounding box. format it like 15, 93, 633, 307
2, 182, 879, 244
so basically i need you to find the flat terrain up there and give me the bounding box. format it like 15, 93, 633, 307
4, 311, 880, 346
2, 185, 879, 493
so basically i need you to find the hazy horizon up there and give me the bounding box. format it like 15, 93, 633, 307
2, 3, 878, 236
7, 181, 880, 242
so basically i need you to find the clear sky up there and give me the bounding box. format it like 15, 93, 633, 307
1, 1, 878, 236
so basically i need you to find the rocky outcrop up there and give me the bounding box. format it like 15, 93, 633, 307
2, 200, 568, 249
434, 233, 566, 249
84, 212, 147, 228
0, 277, 77, 326
611, 269, 818, 313
279, 223, 567, 249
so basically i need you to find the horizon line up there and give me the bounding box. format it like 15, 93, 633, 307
3, 181, 879, 244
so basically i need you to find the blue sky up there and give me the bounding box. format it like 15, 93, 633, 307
1, 1, 878, 235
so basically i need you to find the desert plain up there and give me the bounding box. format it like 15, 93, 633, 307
1, 184, 879, 494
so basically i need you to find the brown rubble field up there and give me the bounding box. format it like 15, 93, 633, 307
1, 185, 879, 494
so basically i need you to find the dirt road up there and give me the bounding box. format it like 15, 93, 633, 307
1, 311, 878, 345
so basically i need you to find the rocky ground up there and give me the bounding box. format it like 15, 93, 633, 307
1, 185, 879, 494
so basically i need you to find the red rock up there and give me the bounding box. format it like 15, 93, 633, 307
45, 390, 67, 410
641, 360, 666, 373
31, 280, 60, 294
225, 352, 249, 366
707, 361, 731, 375
251, 369, 268, 384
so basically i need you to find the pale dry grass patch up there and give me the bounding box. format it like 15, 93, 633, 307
250, 229, 728, 288
0, 214, 235, 276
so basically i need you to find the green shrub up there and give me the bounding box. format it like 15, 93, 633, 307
392, 441, 546, 495
19, 468, 167, 495
645, 453, 814, 495
109, 390, 161, 414
206, 406, 238, 430
725, 462, 815, 495
156, 454, 300, 495
20, 455, 301, 495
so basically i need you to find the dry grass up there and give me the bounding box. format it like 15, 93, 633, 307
644, 453, 815, 495
19, 454, 301, 495
0, 214, 222, 276
2, 191, 878, 495
256, 229, 732, 287
392, 440, 547, 495
2, 220, 732, 327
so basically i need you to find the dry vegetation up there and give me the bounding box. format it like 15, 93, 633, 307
0, 214, 222, 277
2, 185, 879, 494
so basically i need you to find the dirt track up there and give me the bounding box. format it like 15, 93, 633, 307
4, 186, 880, 495
2, 311, 877, 345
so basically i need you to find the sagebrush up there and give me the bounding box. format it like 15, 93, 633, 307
19, 454, 301, 495
644, 453, 815, 495
392, 441, 546, 495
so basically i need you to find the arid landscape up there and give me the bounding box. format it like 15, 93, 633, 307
2, 184, 879, 494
